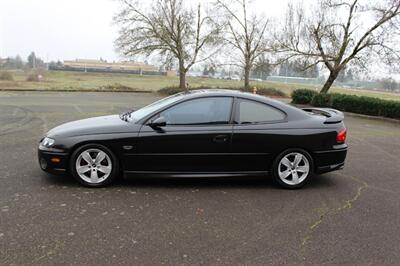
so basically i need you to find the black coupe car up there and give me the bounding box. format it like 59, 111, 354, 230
38, 90, 347, 188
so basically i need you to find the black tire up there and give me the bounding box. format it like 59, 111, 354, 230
70, 144, 119, 188
272, 148, 314, 189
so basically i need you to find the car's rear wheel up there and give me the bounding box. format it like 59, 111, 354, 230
272, 149, 313, 189
70, 144, 118, 187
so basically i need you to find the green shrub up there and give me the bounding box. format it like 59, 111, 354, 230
291, 89, 318, 104
311, 93, 334, 107
0, 71, 14, 81
380, 101, 400, 118
308, 92, 400, 119
333, 94, 400, 119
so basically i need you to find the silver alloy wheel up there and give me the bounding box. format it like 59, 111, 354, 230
75, 148, 112, 184
278, 152, 310, 186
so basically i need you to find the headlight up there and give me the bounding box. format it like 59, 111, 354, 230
41, 137, 55, 148
39, 137, 64, 152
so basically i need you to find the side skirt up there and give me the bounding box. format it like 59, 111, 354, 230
123, 171, 269, 179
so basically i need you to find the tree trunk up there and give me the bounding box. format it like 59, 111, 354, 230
179, 70, 187, 91
320, 71, 339, 94
244, 65, 250, 90
179, 63, 188, 91
178, 58, 187, 92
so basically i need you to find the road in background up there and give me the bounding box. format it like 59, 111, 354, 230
1, 91, 400, 265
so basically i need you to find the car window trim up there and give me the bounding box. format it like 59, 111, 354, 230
143, 96, 235, 127
233, 97, 288, 125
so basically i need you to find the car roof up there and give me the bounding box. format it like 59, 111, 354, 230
180, 89, 270, 101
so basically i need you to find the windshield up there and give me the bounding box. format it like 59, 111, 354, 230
125, 93, 185, 123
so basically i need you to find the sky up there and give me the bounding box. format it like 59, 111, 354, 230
0, 0, 292, 62
0, 0, 121, 61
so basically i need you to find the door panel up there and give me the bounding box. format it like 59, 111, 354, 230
127, 125, 233, 172
124, 96, 235, 173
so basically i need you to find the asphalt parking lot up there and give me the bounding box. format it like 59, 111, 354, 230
1, 91, 400, 265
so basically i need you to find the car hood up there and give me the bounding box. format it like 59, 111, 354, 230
47, 115, 140, 138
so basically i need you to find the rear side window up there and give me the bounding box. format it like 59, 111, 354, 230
237, 99, 285, 124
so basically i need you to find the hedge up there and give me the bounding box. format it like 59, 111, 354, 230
292, 89, 400, 119
291, 89, 318, 104
311, 93, 334, 107
158, 86, 288, 97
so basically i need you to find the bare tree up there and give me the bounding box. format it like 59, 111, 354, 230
252, 54, 273, 80
216, 0, 270, 90
115, 0, 222, 90
278, 0, 400, 93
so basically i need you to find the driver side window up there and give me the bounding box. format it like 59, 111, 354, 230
159, 97, 233, 125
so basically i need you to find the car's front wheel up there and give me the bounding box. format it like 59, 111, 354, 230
272, 149, 313, 189
70, 144, 119, 187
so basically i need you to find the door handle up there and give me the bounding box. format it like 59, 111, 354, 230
213, 135, 228, 143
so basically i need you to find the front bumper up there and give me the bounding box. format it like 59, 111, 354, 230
313, 145, 347, 174
38, 149, 69, 174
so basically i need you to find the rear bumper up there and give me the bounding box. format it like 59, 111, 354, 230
38, 149, 69, 175
313, 145, 347, 174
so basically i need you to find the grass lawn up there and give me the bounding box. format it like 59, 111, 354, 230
1, 70, 400, 101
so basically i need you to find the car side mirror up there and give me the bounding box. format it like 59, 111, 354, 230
149, 116, 167, 130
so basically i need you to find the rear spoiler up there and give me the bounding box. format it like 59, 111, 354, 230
302, 108, 344, 124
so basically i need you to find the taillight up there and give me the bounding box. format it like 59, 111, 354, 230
337, 129, 347, 143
